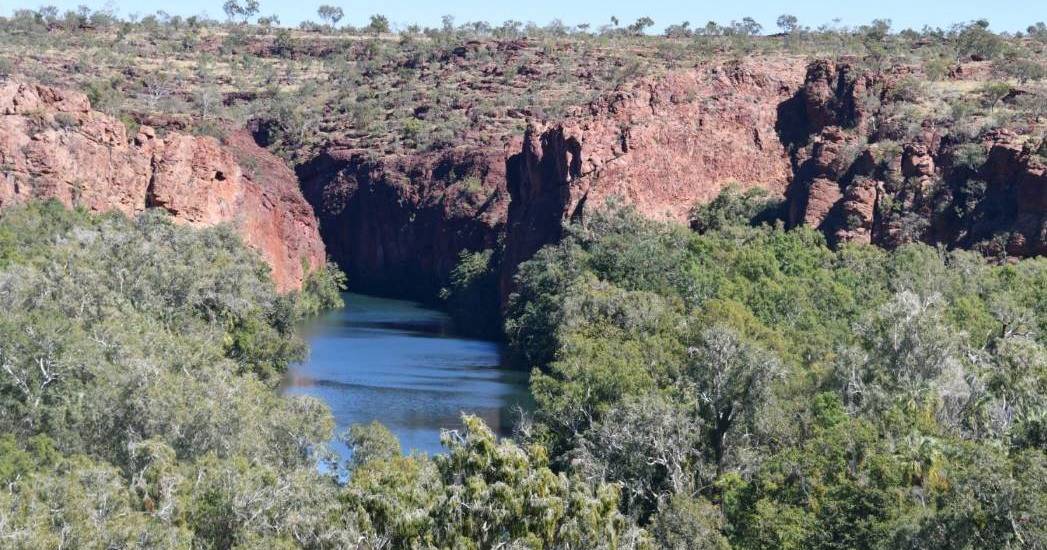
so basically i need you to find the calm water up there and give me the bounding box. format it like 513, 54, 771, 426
284, 293, 530, 458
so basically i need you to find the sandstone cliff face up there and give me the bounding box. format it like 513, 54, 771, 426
781, 60, 885, 245
302, 59, 813, 303
783, 61, 1046, 256
979, 134, 1047, 256
0, 80, 324, 291
298, 144, 507, 299
500, 58, 807, 296
497, 57, 1046, 301
282, 57, 1046, 304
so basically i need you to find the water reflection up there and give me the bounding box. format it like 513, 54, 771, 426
284, 293, 531, 459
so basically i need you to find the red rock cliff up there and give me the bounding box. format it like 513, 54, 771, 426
298, 142, 508, 299
783, 60, 1046, 256
301, 59, 808, 302
501, 58, 807, 297
0, 80, 325, 291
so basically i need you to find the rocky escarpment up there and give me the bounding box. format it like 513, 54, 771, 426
0, 80, 325, 291
783, 60, 1046, 256
498, 57, 1047, 301
298, 144, 508, 300
500, 58, 807, 296
300, 59, 808, 303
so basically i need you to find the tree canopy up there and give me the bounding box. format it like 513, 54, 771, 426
504, 191, 1047, 548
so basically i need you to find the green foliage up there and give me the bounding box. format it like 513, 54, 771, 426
689, 184, 782, 234
506, 196, 1047, 548
0, 201, 640, 547
952, 142, 988, 170
367, 14, 391, 35
344, 415, 648, 548
83, 78, 125, 117
296, 260, 347, 317
316, 5, 344, 27
650, 494, 730, 550
954, 20, 1005, 61
345, 421, 402, 468
0, 434, 60, 483
573, 393, 703, 516
0, 202, 359, 547
979, 81, 1013, 112
441, 248, 502, 338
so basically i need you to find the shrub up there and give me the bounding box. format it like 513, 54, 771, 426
689, 184, 782, 233
440, 248, 502, 338
509, 200, 1047, 548
952, 142, 988, 170
52, 112, 78, 129
955, 20, 1005, 60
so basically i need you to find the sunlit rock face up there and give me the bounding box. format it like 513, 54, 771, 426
0, 80, 325, 291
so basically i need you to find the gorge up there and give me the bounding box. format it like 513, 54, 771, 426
1, 15, 1045, 547
2, 53, 1043, 321
297, 56, 1046, 310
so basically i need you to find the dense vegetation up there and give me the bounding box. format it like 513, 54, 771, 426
5, 192, 1042, 548
1, 4, 1046, 546
0, 202, 639, 548
503, 190, 1046, 548
0, 202, 343, 546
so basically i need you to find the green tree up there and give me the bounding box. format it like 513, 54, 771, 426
686, 326, 785, 475
979, 81, 1012, 112
222, 0, 259, 23
367, 14, 390, 35
316, 4, 343, 27
628, 17, 655, 35
440, 248, 502, 338
776, 14, 799, 34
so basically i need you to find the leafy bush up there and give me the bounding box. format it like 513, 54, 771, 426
506, 196, 1047, 547
689, 184, 782, 233
440, 248, 502, 338
952, 141, 988, 170
296, 260, 347, 316
0, 201, 636, 547
0, 202, 350, 546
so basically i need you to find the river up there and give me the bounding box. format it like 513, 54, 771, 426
284, 293, 531, 458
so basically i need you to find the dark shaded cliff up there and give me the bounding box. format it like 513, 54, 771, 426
297, 144, 509, 300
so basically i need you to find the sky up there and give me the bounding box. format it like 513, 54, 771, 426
2, 0, 1043, 34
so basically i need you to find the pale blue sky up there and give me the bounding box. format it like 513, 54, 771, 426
4, 0, 1043, 33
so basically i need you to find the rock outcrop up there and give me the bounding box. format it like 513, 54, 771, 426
500, 58, 807, 296
0, 80, 325, 291
298, 145, 508, 299
302, 59, 816, 303
980, 133, 1047, 256
498, 57, 1046, 300
782, 60, 1047, 256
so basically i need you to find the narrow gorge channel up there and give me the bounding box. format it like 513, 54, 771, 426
283, 293, 531, 458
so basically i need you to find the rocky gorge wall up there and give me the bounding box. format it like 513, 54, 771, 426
8, 54, 1041, 306
0, 80, 325, 292
299, 55, 1046, 308
299, 58, 809, 302
498, 58, 1046, 300
500, 58, 807, 296
297, 144, 508, 300
783, 60, 1046, 256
